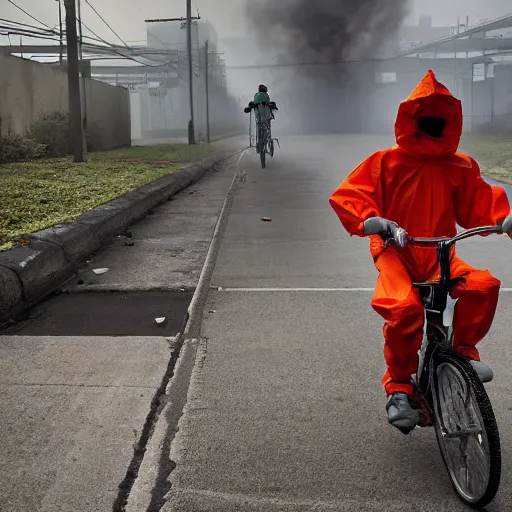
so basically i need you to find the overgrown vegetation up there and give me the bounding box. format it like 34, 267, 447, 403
0, 111, 74, 163
0, 142, 215, 250
460, 134, 512, 184
0, 133, 47, 163
28, 111, 73, 157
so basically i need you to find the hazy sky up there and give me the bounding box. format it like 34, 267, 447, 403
1, 0, 511, 44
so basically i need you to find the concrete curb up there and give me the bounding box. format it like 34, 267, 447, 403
183, 148, 247, 338
0, 151, 235, 325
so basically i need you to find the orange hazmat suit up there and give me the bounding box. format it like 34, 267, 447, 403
329, 70, 510, 396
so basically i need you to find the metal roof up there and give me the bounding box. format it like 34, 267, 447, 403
399, 13, 512, 57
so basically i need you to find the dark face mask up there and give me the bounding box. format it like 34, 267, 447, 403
417, 116, 447, 138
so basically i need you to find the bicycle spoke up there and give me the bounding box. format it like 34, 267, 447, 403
435, 362, 491, 502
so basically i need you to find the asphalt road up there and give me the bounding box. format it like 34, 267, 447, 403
165, 135, 512, 511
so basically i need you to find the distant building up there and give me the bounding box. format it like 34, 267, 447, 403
399, 15, 454, 51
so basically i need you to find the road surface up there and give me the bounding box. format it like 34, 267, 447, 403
164, 135, 512, 511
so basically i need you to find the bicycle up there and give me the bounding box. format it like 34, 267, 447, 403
245, 102, 279, 169
385, 224, 506, 508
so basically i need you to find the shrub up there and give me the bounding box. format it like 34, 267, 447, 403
0, 133, 47, 163
29, 111, 73, 157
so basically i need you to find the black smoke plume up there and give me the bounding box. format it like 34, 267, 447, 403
246, 0, 411, 134
247, 0, 410, 64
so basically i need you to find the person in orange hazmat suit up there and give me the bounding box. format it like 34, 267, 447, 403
329, 69, 512, 433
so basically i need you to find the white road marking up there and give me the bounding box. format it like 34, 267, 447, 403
214, 287, 374, 292
214, 287, 512, 292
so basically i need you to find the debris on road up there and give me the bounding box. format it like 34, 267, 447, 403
261, 217, 272, 222
155, 317, 167, 325
93, 268, 109, 275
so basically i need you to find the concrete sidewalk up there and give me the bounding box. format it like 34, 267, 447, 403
0, 148, 241, 511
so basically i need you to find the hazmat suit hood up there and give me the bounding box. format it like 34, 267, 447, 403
395, 70, 463, 157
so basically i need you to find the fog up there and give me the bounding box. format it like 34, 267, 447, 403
2, 0, 512, 135
232, 0, 512, 136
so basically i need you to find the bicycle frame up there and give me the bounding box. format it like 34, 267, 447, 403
411, 226, 502, 389
254, 105, 272, 151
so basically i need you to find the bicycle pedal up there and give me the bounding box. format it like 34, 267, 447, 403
412, 392, 434, 427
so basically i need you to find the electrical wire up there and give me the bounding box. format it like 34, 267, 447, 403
79, 22, 179, 68
0, 17, 55, 32
83, 0, 128, 48
0, 14, 187, 76
6, 0, 51, 29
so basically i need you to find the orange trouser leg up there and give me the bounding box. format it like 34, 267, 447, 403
371, 249, 424, 396
450, 257, 501, 361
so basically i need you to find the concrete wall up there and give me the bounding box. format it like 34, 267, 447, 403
82, 78, 131, 150
0, 54, 130, 150
0, 54, 68, 135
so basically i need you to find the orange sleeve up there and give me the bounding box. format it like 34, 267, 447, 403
329, 151, 383, 236
454, 158, 510, 229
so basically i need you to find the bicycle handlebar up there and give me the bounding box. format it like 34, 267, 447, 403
385, 225, 505, 249
409, 226, 503, 248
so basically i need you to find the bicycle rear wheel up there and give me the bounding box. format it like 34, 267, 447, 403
431, 350, 501, 508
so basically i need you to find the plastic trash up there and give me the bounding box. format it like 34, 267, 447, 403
155, 317, 166, 325
93, 268, 109, 275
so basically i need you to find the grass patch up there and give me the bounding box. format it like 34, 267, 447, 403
0, 143, 215, 249
460, 134, 512, 184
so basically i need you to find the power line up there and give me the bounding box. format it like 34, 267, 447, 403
0, 17, 54, 32
77, 18, 182, 69
128, 0, 147, 19
6, 0, 51, 29
83, 0, 128, 48
0, 14, 186, 75
223, 55, 428, 70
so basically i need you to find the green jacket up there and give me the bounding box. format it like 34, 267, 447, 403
253, 91, 270, 104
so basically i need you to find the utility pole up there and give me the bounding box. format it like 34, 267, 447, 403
76, 0, 87, 134
64, 0, 86, 162
145, 13, 200, 144
205, 41, 210, 143
57, 0, 63, 66
187, 0, 195, 144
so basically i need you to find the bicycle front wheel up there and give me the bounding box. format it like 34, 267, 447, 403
431, 351, 501, 508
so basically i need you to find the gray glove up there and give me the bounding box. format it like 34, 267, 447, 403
501, 213, 512, 235
363, 217, 409, 248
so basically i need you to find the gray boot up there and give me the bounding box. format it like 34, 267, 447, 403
386, 393, 419, 434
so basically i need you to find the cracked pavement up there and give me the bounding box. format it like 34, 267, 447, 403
0, 148, 240, 512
